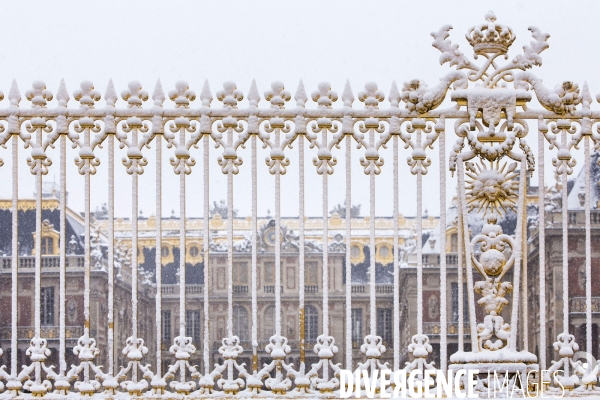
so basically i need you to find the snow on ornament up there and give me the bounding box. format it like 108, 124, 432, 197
465, 161, 518, 216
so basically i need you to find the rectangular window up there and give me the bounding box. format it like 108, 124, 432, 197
305, 262, 318, 284
233, 262, 248, 284
42, 237, 54, 255
451, 283, 469, 323
162, 310, 171, 344
377, 308, 392, 342
186, 310, 201, 344
264, 262, 274, 284
40, 287, 54, 326
351, 308, 363, 342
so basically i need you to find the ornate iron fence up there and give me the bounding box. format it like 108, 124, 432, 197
0, 11, 598, 398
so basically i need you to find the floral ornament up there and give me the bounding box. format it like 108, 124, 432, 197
351, 334, 389, 392
66, 336, 107, 395
543, 333, 588, 392
213, 81, 249, 175
116, 81, 152, 175
470, 215, 516, 281
400, 118, 442, 175
465, 161, 518, 216
404, 334, 435, 374
209, 336, 248, 395
24, 81, 54, 176
308, 82, 344, 175
432, 12, 549, 88
73, 81, 101, 109
162, 335, 200, 395
167, 81, 199, 175
300, 334, 341, 393
358, 82, 384, 109
115, 336, 154, 396
73, 83, 102, 175
250, 334, 293, 394
20, 337, 58, 396
538, 118, 579, 177
263, 81, 295, 175
264, 80, 291, 109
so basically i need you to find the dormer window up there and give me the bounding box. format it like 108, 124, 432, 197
41, 237, 54, 255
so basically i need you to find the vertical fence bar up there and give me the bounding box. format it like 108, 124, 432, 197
251, 134, 258, 372
34, 130, 43, 374
457, 192, 464, 352
560, 130, 569, 375
438, 120, 447, 370
298, 136, 305, 369
457, 161, 478, 352
392, 135, 399, 371
131, 132, 139, 382
10, 134, 18, 377
59, 133, 66, 375
584, 136, 592, 357
416, 171, 423, 336
178, 133, 187, 380
155, 135, 162, 374
522, 189, 528, 352
275, 136, 282, 338
107, 133, 115, 375
508, 163, 526, 350
538, 123, 546, 370
202, 134, 210, 374
322, 170, 329, 382
369, 171, 375, 339
345, 135, 352, 370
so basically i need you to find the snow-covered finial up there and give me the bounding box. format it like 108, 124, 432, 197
389, 81, 400, 108
169, 81, 195, 108
311, 81, 337, 109
216, 81, 243, 109
581, 81, 592, 109
73, 81, 101, 109
121, 80, 148, 109
342, 80, 354, 107
358, 82, 384, 109
294, 79, 308, 108
56, 79, 69, 108
247, 79, 260, 108
8, 80, 20, 107
25, 80, 53, 108
200, 79, 213, 107
105, 79, 117, 107
485, 10, 496, 22
264, 81, 290, 109
152, 79, 165, 107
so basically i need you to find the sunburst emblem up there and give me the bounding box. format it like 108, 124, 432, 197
465, 161, 519, 216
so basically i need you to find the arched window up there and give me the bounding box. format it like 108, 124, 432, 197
351, 245, 360, 258
161, 246, 170, 257
304, 305, 318, 342
264, 305, 275, 339
379, 245, 389, 258
233, 305, 249, 341
41, 237, 54, 255
189, 246, 199, 258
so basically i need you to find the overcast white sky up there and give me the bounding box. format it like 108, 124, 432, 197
0, 0, 598, 219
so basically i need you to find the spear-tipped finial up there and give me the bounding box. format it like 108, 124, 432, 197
9, 80, 21, 107
105, 79, 117, 107
152, 79, 165, 107
57, 79, 69, 107
248, 79, 260, 108
295, 79, 308, 108
200, 79, 213, 107
389, 81, 400, 108
342, 80, 354, 107
582, 81, 592, 109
